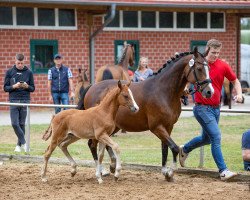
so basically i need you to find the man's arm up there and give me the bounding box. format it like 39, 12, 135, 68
231, 78, 243, 103
242, 149, 250, 161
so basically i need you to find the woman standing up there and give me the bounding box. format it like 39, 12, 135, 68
133, 57, 153, 82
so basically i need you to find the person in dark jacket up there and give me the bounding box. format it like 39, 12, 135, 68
3, 53, 35, 153
242, 130, 250, 171
48, 53, 74, 114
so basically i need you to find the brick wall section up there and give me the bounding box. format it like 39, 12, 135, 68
0, 12, 239, 108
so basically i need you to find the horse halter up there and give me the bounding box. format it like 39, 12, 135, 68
186, 56, 212, 94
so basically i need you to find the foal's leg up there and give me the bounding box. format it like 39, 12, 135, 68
59, 133, 80, 177
88, 139, 110, 176
98, 134, 121, 181
41, 141, 58, 182
96, 142, 106, 184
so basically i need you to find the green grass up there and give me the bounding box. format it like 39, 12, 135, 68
0, 115, 249, 172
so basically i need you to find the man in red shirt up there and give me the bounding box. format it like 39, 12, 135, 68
179, 39, 243, 181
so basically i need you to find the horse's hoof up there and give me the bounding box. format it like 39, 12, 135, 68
71, 170, 77, 177
165, 175, 174, 182
101, 168, 110, 177
110, 165, 116, 174
41, 177, 48, 183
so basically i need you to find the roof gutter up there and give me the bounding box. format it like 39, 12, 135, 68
89, 3, 116, 84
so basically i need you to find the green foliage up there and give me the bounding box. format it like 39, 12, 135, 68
241, 30, 250, 44
0, 115, 249, 172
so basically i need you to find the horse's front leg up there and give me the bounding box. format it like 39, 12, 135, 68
153, 126, 179, 182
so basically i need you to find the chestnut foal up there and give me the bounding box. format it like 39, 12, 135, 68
41, 80, 139, 184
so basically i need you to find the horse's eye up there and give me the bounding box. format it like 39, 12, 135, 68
197, 66, 202, 72
124, 95, 129, 99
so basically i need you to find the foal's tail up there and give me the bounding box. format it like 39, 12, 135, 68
102, 68, 113, 80
42, 115, 55, 141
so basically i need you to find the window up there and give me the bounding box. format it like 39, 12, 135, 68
0, 6, 76, 29
211, 13, 224, 29
38, 8, 55, 26
194, 13, 207, 29
190, 40, 207, 53
59, 9, 75, 26
177, 12, 190, 28
114, 40, 139, 71
104, 11, 225, 32
16, 7, 34, 26
106, 11, 119, 27
30, 39, 58, 73
141, 11, 156, 28
123, 11, 138, 27
0, 7, 12, 25
159, 12, 173, 28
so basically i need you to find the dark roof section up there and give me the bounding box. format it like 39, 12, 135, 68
2, 0, 250, 10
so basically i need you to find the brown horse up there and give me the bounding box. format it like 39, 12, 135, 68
41, 80, 139, 183
95, 42, 134, 82
77, 47, 214, 181
74, 67, 90, 105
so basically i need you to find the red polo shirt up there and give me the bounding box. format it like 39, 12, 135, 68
194, 59, 236, 106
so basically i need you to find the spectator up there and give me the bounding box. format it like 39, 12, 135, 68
48, 54, 74, 114
3, 53, 35, 152
242, 130, 250, 171
179, 39, 243, 181
133, 57, 153, 82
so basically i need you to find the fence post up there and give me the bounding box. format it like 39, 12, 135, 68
199, 146, 204, 168
26, 106, 30, 154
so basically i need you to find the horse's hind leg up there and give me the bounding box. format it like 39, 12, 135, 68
41, 141, 57, 182
59, 133, 80, 177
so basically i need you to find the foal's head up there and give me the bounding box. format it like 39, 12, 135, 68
117, 80, 139, 113
185, 47, 214, 98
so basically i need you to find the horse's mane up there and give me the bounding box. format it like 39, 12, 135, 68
99, 86, 120, 106
118, 45, 129, 65
153, 51, 193, 76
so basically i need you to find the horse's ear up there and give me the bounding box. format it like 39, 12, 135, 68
193, 46, 198, 58
127, 80, 131, 87
203, 47, 210, 57
124, 41, 127, 47
118, 80, 122, 89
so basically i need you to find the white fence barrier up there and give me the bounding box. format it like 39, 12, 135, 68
0, 102, 250, 168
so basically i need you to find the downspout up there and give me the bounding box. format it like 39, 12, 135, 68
89, 4, 116, 84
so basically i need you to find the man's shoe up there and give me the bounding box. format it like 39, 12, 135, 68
220, 169, 237, 181
179, 145, 188, 167
14, 145, 21, 152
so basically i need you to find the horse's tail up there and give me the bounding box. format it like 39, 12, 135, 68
42, 115, 55, 141
102, 68, 113, 80
76, 84, 92, 110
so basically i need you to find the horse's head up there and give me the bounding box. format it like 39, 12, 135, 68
117, 80, 139, 113
185, 47, 214, 98
119, 42, 135, 67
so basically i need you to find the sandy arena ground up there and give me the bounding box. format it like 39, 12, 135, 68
0, 160, 249, 200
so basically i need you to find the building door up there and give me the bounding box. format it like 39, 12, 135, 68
240, 17, 250, 87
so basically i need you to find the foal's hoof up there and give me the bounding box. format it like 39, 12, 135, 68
41, 177, 48, 183
165, 170, 174, 182
114, 176, 119, 182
